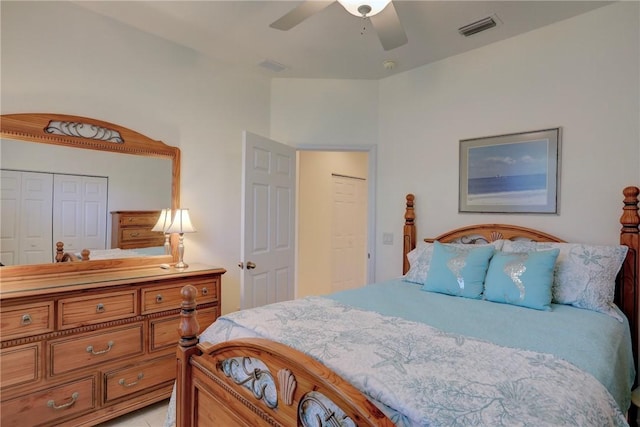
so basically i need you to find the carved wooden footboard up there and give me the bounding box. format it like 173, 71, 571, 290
176, 285, 394, 426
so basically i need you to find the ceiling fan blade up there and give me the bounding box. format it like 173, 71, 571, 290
270, 1, 335, 31
369, 2, 408, 51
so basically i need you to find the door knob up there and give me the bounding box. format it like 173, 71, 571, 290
246, 261, 256, 269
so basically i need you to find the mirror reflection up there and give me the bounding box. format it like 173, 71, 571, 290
1, 138, 172, 266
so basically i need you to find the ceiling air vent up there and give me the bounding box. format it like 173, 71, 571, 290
458, 16, 498, 37
259, 59, 287, 73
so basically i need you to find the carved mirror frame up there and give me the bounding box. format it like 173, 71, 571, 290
0, 113, 180, 278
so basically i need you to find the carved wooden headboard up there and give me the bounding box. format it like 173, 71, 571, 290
401, 186, 640, 395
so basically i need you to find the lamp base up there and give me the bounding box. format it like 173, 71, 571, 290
174, 261, 189, 269
163, 234, 171, 255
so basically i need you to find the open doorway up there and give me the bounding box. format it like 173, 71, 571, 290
296, 147, 375, 298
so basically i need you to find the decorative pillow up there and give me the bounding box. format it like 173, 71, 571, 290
404, 241, 434, 284
501, 240, 628, 321
422, 241, 495, 299
484, 249, 560, 310
404, 239, 503, 285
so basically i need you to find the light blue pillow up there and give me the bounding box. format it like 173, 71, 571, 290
404, 240, 504, 285
484, 249, 560, 310
422, 241, 495, 299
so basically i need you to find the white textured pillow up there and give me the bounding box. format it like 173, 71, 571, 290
501, 240, 628, 321
404, 240, 504, 285
404, 241, 434, 284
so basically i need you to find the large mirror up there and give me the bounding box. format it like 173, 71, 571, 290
0, 113, 180, 278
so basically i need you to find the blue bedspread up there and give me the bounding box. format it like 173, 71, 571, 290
329, 278, 635, 414
165, 279, 634, 426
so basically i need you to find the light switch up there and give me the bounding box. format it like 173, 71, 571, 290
382, 232, 393, 245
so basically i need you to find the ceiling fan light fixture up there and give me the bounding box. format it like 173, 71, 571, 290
337, 0, 392, 17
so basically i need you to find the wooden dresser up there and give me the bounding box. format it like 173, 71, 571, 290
0, 264, 225, 427
111, 210, 166, 249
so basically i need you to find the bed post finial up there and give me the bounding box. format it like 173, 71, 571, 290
621, 186, 640, 234
403, 194, 416, 275
178, 285, 199, 347
55, 241, 64, 263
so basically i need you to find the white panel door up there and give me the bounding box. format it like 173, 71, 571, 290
54, 174, 83, 252
241, 131, 296, 309
81, 177, 108, 250
1, 170, 21, 265
53, 174, 107, 253
21, 172, 54, 264
331, 175, 367, 292
0, 170, 53, 265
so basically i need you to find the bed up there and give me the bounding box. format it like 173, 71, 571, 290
170, 185, 640, 427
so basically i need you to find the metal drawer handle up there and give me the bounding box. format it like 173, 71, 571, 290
119, 373, 144, 388
86, 340, 114, 355
156, 294, 164, 303
96, 303, 105, 313
201, 287, 208, 296
129, 232, 140, 237
21, 314, 32, 325
47, 392, 79, 410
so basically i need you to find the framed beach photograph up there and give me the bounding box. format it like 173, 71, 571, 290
459, 128, 561, 214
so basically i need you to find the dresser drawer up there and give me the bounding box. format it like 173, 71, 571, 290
142, 278, 218, 314
0, 301, 54, 340
150, 307, 218, 352
1, 376, 95, 427
103, 354, 174, 402
117, 212, 159, 227
57, 290, 137, 329
0, 342, 41, 389
50, 324, 143, 376
119, 227, 163, 243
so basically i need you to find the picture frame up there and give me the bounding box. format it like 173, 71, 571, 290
459, 128, 561, 214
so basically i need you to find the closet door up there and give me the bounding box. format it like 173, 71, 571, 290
1, 170, 53, 265
330, 175, 367, 293
53, 174, 107, 253
1, 170, 21, 265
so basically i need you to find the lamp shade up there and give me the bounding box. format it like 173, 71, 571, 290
151, 208, 173, 232
337, 0, 391, 17
167, 208, 196, 234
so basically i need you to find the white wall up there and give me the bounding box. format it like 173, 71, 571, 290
376, 1, 639, 280
1, 1, 272, 314
270, 78, 379, 146
272, 2, 640, 282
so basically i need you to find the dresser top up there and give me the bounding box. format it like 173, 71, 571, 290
110, 210, 161, 214
0, 263, 226, 300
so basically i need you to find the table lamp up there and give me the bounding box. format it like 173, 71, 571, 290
167, 208, 196, 268
152, 208, 173, 255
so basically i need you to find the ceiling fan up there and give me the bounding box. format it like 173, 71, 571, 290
270, 0, 408, 51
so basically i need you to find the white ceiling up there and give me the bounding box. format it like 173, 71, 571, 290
75, 1, 612, 80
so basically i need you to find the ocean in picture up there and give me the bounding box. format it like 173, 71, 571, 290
467, 173, 548, 205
